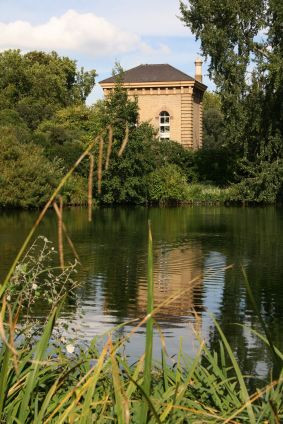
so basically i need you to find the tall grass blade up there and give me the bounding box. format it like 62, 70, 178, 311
123, 369, 162, 424
110, 340, 130, 424
97, 135, 104, 194
0, 347, 10, 418
88, 152, 94, 222
53, 202, 80, 262
56, 196, 64, 269
118, 122, 129, 157
122, 354, 144, 399
105, 125, 113, 171
18, 306, 59, 423
139, 222, 154, 424
212, 315, 256, 424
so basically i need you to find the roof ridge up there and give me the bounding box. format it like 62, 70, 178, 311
99, 63, 200, 85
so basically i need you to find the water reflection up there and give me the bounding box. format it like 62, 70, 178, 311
0, 206, 282, 383
135, 245, 203, 322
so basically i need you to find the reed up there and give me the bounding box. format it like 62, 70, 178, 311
105, 125, 113, 171
139, 222, 154, 424
88, 153, 94, 222
97, 135, 104, 195
118, 122, 129, 157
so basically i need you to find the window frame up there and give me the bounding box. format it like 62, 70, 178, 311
159, 111, 170, 140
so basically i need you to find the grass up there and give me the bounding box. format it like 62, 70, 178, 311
0, 132, 282, 423
185, 183, 233, 203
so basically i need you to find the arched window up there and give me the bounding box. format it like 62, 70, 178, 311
159, 111, 170, 140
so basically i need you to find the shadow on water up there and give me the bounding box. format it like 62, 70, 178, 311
1, 206, 282, 383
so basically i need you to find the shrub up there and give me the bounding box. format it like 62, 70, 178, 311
154, 139, 198, 183
146, 164, 189, 203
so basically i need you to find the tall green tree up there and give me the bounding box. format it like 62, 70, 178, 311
94, 62, 139, 142
0, 50, 96, 129
180, 0, 283, 201
180, 0, 282, 157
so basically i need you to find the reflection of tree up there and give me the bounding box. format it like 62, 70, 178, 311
204, 207, 283, 382
0, 210, 39, 281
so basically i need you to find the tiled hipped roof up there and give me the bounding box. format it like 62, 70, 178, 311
99, 64, 195, 84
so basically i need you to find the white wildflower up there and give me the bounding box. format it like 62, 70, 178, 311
66, 344, 75, 354
32, 283, 38, 290
6, 295, 11, 302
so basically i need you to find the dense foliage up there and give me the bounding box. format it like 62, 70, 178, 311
180, 0, 283, 202
0, 46, 282, 207
0, 127, 62, 208
0, 50, 96, 129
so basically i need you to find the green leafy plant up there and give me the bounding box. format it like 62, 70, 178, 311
147, 164, 189, 204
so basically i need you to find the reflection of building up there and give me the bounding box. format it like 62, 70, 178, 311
136, 246, 203, 325
100, 60, 207, 149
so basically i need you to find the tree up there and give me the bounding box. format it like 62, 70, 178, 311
180, 0, 283, 201
202, 91, 225, 149
94, 63, 139, 142
0, 50, 96, 129
34, 105, 98, 175
0, 127, 62, 208
99, 123, 157, 204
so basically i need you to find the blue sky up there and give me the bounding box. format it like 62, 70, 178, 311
0, 0, 212, 103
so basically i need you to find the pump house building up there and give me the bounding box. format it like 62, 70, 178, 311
100, 59, 206, 149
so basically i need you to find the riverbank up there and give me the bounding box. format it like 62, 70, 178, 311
2, 182, 280, 210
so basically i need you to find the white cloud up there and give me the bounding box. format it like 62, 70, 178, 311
0, 9, 169, 56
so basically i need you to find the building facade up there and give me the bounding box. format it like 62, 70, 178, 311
100, 60, 206, 149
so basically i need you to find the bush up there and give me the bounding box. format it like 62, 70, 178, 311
146, 164, 189, 204
154, 139, 198, 183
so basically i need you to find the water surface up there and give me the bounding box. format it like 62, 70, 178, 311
1, 206, 282, 382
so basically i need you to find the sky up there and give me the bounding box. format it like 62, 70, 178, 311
0, 0, 212, 103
